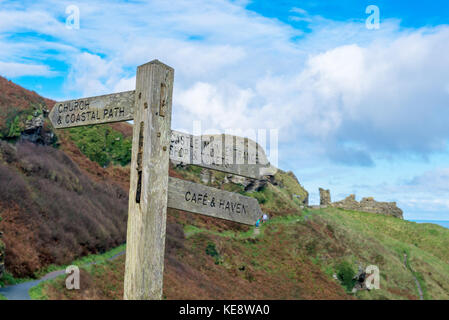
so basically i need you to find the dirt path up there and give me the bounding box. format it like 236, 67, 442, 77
403, 253, 424, 300
0, 251, 125, 300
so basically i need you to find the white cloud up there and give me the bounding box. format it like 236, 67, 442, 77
121, 40, 247, 80
176, 81, 255, 130
296, 27, 449, 157
290, 7, 308, 15
66, 52, 125, 96
113, 76, 135, 93
170, 24, 449, 161
0, 61, 56, 77
0, 9, 61, 34
406, 168, 449, 194
3, 0, 449, 219
2, 1, 449, 159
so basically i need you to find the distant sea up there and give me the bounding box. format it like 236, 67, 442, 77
409, 220, 449, 229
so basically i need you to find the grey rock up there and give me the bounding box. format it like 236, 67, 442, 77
21, 112, 56, 146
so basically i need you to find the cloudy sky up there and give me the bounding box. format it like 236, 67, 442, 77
1, 0, 449, 220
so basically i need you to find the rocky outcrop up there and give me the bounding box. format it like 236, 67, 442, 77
330, 192, 403, 219
21, 109, 56, 145
222, 172, 269, 193
225, 170, 308, 205
319, 188, 331, 206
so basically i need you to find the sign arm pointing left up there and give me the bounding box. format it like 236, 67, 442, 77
49, 90, 135, 129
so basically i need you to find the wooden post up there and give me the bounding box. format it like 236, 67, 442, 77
47, 58, 268, 300
124, 60, 174, 300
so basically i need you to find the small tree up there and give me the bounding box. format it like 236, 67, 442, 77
336, 261, 356, 292
7, 116, 22, 139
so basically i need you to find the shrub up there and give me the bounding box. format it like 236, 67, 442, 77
0, 111, 23, 141
336, 261, 356, 292
246, 189, 268, 204
205, 241, 223, 265
205, 242, 219, 258
6, 116, 21, 139
68, 125, 132, 167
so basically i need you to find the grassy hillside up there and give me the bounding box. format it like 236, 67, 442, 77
30, 212, 351, 300
244, 170, 308, 214
27, 166, 449, 300
29, 204, 449, 300
307, 208, 449, 300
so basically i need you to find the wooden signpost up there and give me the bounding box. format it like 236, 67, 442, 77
48, 60, 271, 300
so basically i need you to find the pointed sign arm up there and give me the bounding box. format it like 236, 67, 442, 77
48, 90, 135, 129
167, 177, 262, 225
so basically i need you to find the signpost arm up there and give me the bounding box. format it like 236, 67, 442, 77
124, 60, 174, 300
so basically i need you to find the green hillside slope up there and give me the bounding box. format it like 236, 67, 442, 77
29, 166, 449, 300
304, 208, 449, 299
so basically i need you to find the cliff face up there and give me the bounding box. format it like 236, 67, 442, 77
331, 194, 403, 219
222, 170, 308, 206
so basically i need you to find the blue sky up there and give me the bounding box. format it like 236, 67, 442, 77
1, 0, 449, 220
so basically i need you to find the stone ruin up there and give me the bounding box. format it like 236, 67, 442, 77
317, 189, 403, 219
319, 188, 331, 206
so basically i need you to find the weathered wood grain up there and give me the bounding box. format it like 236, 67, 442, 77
167, 177, 262, 225
124, 60, 174, 300
48, 90, 135, 129
170, 130, 275, 179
